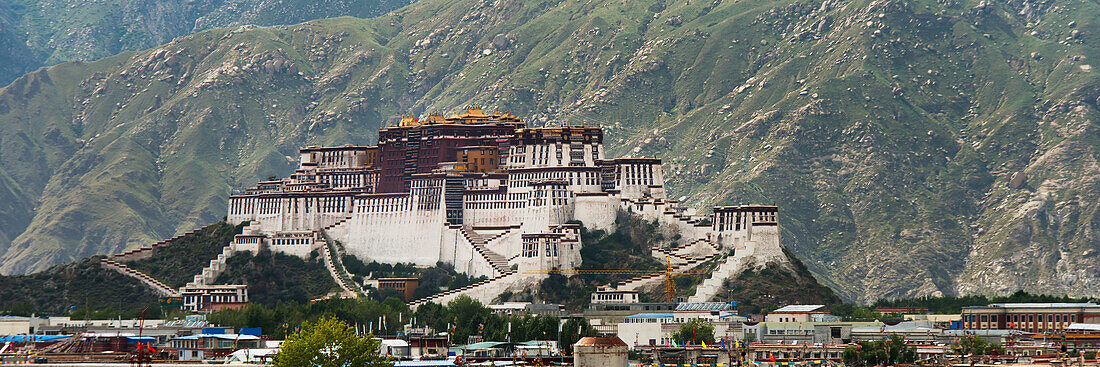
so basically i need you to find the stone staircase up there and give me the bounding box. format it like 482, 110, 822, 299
459, 226, 512, 276
112, 222, 224, 262
99, 259, 180, 297
406, 227, 520, 309
687, 250, 747, 302
408, 271, 521, 309
652, 247, 694, 264
318, 230, 364, 298
322, 215, 354, 232
185, 244, 235, 287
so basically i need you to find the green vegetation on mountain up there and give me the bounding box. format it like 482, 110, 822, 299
215, 249, 338, 306
124, 221, 244, 288
0, 0, 1097, 303
872, 290, 1095, 314
341, 257, 487, 300
0, 0, 411, 85
711, 248, 843, 315
506, 214, 666, 309
0, 256, 158, 316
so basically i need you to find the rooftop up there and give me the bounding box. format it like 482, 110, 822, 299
626, 313, 674, 319
676, 302, 735, 311
1067, 323, 1100, 332
771, 305, 826, 313
979, 303, 1100, 309
575, 337, 627, 347
173, 333, 261, 341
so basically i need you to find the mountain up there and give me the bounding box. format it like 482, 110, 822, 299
0, 0, 1097, 303
0, 0, 411, 86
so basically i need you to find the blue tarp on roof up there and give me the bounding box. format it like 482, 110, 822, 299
395, 361, 458, 367
173, 334, 261, 341
0, 335, 71, 342
625, 313, 674, 318
125, 336, 156, 343
456, 341, 511, 350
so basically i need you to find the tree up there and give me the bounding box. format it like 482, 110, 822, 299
841, 335, 916, 367
273, 316, 391, 367
671, 319, 715, 346
953, 334, 1003, 356
560, 317, 598, 354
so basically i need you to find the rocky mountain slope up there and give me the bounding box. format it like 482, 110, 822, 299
0, 0, 410, 85
0, 0, 1097, 302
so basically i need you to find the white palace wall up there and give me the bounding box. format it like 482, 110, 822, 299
573, 194, 618, 232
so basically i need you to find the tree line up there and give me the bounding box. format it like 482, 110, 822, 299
208, 295, 596, 352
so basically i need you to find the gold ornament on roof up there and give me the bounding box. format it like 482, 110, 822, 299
459, 105, 489, 118
399, 114, 419, 127
426, 113, 446, 124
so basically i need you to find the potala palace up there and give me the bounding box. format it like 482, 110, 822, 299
216, 106, 786, 308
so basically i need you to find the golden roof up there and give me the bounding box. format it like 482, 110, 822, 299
399, 114, 419, 127
458, 105, 489, 118
425, 113, 446, 124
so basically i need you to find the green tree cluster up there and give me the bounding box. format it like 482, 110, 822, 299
273, 316, 391, 367
412, 296, 595, 348
209, 297, 409, 339
841, 335, 917, 367
214, 249, 337, 306
952, 335, 1004, 356
209, 294, 596, 349
341, 259, 487, 301
671, 319, 715, 346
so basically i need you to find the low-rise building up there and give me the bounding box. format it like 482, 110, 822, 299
742, 321, 884, 345
765, 305, 838, 323
960, 303, 1100, 333
365, 278, 420, 301
181, 284, 248, 312
165, 333, 262, 361
584, 302, 678, 335
0, 316, 50, 335
591, 289, 640, 304
616, 303, 748, 349
747, 343, 850, 362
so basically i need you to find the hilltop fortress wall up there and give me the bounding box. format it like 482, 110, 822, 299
225, 107, 785, 303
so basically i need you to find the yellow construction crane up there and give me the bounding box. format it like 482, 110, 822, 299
524, 257, 703, 302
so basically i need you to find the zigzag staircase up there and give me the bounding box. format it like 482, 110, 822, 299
408, 272, 520, 309
99, 259, 179, 297
614, 239, 723, 291
317, 216, 366, 298
407, 226, 519, 309
459, 226, 512, 276
186, 244, 235, 287
687, 249, 745, 302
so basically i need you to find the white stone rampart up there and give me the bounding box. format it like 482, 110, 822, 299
186, 244, 236, 287
573, 193, 618, 232
99, 259, 180, 297
687, 251, 749, 302
112, 223, 224, 263
335, 194, 446, 267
